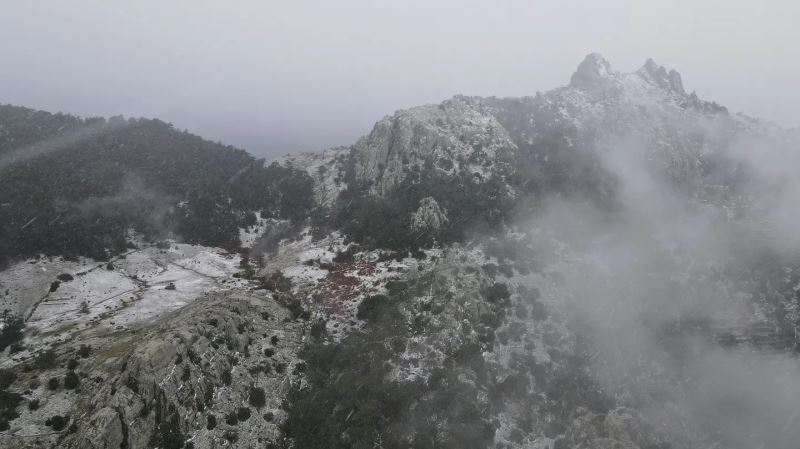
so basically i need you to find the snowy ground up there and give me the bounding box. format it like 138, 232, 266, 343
238, 211, 270, 248
0, 239, 246, 348
257, 229, 444, 340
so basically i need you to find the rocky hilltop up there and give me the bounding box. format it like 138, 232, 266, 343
286, 53, 761, 203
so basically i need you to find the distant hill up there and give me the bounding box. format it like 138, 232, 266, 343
0, 105, 314, 266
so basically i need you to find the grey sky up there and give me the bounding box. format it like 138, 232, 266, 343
1, 0, 798, 158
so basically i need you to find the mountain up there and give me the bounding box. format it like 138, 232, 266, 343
282, 54, 786, 253
1, 55, 800, 449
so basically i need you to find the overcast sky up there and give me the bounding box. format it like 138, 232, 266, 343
1, 0, 798, 158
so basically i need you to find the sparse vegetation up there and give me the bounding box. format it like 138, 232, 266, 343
282, 275, 501, 449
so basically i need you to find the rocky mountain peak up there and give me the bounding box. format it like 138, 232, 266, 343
637, 58, 686, 96
569, 52, 616, 90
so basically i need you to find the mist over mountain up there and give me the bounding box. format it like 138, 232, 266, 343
1, 54, 799, 449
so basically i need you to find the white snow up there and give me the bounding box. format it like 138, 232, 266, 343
0, 239, 245, 346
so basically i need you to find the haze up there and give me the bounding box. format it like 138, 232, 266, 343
1, 0, 798, 158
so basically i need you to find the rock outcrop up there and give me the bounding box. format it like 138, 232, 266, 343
3, 290, 304, 449
410, 196, 448, 233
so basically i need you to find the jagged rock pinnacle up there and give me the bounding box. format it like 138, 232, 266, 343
638, 58, 686, 96
569, 53, 614, 90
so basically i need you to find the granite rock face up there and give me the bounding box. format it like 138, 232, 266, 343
3, 291, 304, 449
350, 95, 518, 193
410, 196, 448, 233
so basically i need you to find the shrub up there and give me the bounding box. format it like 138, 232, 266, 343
225, 411, 238, 426
49, 281, 61, 292
275, 295, 306, 320
356, 295, 389, 322
149, 415, 185, 449
0, 369, 16, 390
223, 430, 238, 443
237, 407, 251, 421
28, 399, 40, 411
243, 211, 258, 227
309, 320, 326, 339
0, 314, 24, 352
221, 370, 232, 386
45, 415, 69, 431
0, 390, 22, 424
77, 344, 92, 358
47, 377, 60, 390
206, 414, 217, 430
261, 271, 292, 293
67, 359, 79, 370
57, 273, 74, 282
249, 387, 266, 409
483, 283, 511, 304
332, 247, 356, 263
385, 280, 408, 296
34, 350, 58, 370
64, 370, 80, 389
293, 362, 307, 374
